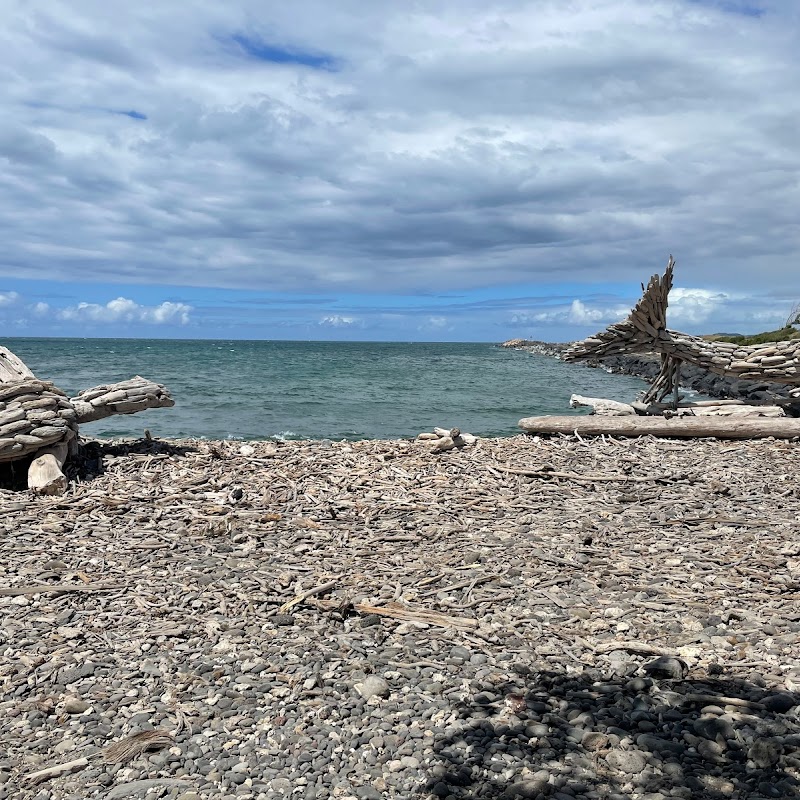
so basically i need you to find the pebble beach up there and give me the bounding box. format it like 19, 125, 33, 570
2, 433, 800, 800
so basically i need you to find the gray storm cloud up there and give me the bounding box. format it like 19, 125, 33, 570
0, 0, 798, 300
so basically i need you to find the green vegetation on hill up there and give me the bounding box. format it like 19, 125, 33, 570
709, 326, 800, 346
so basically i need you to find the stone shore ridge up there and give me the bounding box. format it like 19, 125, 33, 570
2, 434, 800, 799
500, 339, 800, 407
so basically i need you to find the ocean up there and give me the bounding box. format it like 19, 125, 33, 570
5, 338, 651, 441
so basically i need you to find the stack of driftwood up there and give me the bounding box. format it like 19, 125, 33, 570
564, 256, 800, 388
0, 345, 173, 494
520, 256, 800, 439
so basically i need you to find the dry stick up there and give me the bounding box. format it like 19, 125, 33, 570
681, 693, 765, 710
593, 641, 667, 656
22, 757, 90, 787
419, 574, 498, 598
531, 589, 568, 608
278, 580, 339, 613
494, 466, 672, 483
0, 582, 122, 597
313, 598, 478, 630
662, 517, 789, 528
530, 548, 581, 569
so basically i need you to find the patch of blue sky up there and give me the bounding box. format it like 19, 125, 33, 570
228, 33, 337, 70
113, 109, 147, 120
687, 0, 765, 17
5, 275, 638, 312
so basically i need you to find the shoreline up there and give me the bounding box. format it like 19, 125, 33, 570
501, 339, 800, 409
3, 434, 800, 798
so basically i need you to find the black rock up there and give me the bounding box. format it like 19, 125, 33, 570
642, 656, 688, 680
763, 692, 797, 713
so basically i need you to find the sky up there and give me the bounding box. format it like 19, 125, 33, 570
1, 0, 798, 341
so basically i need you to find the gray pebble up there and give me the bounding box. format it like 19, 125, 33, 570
355, 675, 390, 699
604, 749, 647, 774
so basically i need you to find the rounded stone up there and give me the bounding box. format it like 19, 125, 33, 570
604, 749, 647, 774
355, 676, 390, 700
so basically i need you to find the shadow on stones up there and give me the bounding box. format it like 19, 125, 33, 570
425, 664, 800, 800
67, 437, 197, 483
0, 436, 197, 492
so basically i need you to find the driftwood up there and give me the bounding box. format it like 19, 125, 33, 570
565, 256, 800, 390
21, 757, 90, 787
569, 394, 636, 416
417, 426, 479, 452
27, 442, 69, 495
313, 598, 479, 630
0, 344, 173, 492
669, 405, 785, 418
519, 414, 800, 439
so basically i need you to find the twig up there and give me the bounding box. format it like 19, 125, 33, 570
0, 582, 122, 597
22, 757, 90, 786
494, 466, 672, 483
681, 693, 765, 710
419, 574, 498, 598
314, 598, 478, 630
593, 641, 667, 656
279, 580, 338, 613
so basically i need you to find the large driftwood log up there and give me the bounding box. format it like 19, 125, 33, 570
0, 345, 174, 492
565, 256, 800, 387
519, 415, 800, 439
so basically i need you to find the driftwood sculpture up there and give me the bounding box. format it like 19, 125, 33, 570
0, 345, 173, 495
564, 256, 800, 404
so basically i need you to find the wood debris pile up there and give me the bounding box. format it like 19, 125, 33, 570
0, 345, 173, 494
565, 256, 800, 390
2, 433, 800, 795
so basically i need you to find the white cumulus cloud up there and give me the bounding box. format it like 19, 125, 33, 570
318, 315, 356, 327
514, 300, 630, 326
0, 291, 20, 306
58, 298, 192, 325
567, 299, 631, 325
668, 287, 731, 324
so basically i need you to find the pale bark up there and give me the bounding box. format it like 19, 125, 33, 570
569, 394, 637, 416
28, 441, 69, 495
0, 346, 173, 489
519, 414, 800, 439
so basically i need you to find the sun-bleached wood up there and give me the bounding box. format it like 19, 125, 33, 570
0, 344, 174, 492
28, 442, 69, 495
569, 394, 637, 416
565, 256, 800, 386
518, 414, 800, 439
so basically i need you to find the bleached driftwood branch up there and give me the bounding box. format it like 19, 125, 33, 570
519, 414, 800, 439
569, 394, 636, 416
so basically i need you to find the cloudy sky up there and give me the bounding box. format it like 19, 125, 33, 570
1, 0, 798, 341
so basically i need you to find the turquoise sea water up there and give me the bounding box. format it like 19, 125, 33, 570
5, 338, 651, 441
